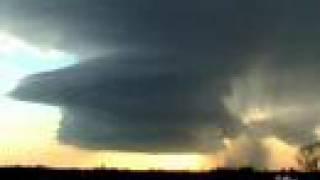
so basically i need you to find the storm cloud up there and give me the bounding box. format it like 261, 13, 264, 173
11, 55, 241, 152
6, 0, 320, 162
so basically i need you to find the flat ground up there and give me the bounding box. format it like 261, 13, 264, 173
0, 167, 313, 180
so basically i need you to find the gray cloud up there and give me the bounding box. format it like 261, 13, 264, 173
1, 0, 286, 57
6, 0, 320, 167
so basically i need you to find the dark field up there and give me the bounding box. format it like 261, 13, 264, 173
0, 167, 318, 180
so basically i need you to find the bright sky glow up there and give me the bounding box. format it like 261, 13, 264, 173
242, 108, 272, 125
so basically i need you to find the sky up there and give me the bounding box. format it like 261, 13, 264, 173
1, 0, 320, 170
